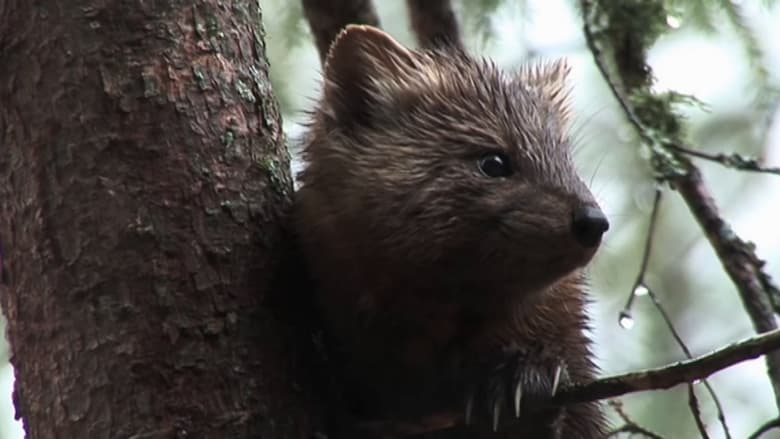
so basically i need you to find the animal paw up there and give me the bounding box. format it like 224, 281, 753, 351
463, 352, 569, 432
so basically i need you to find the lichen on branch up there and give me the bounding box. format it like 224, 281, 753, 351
580, 0, 780, 417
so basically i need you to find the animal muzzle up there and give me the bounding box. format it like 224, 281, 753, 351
570, 206, 609, 248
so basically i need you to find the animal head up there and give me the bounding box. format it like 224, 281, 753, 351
297, 25, 608, 294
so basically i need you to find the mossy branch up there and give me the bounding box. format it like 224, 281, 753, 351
579, 0, 780, 415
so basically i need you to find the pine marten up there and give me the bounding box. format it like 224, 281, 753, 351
295, 25, 609, 438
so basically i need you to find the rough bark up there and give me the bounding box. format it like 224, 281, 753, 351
0, 1, 314, 438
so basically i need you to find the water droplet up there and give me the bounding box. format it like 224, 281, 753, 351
666, 15, 682, 29
633, 284, 650, 297
618, 311, 635, 330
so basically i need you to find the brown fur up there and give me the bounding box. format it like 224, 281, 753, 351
295, 25, 608, 438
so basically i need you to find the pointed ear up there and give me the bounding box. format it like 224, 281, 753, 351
517, 59, 571, 115
321, 25, 419, 124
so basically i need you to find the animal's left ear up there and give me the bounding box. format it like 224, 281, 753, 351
516, 59, 572, 116
321, 25, 420, 125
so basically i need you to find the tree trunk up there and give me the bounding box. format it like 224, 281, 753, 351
0, 1, 314, 437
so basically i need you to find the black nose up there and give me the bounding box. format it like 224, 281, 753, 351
571, 206, 609, 248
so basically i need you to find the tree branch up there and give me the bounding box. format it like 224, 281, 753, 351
579, 0, 780, 412
607, 400, 665, 439
687, 383, 711, 438
406, 0, 463, 49
749, 417, 780, 439
301, 0, 381, 62
359, 329, 780, 435
558, 329, 780, 404
623, 191, 732, 438
620, 188, 663, 325
669, 145, 780, 176
646, 286, 732, 438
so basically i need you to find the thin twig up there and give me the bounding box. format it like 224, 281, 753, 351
557, 329, 780, 405
620, 188, 662, 321
618, 186, 731, 437
580, 0, 780, 412
607, 400, 666, 439
687, 383, 710, 438
647, 289, 732, 439
670, 145, 780, 176
748, 417, 780, 439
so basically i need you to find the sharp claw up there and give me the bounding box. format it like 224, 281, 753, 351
514, 383, 523, 418
492, 398, 502, 432
551, 364, 563, 396
465, 392, 475, 425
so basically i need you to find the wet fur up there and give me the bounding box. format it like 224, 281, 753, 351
295, 26, 607, 437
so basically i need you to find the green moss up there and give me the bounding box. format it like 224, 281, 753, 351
221, 127, 236, 148
235, 79, 256, 103
141, 71, 161, 98
260, 157, 278, 174
586, 0, 705, 179
192, 66, 210, 91
594, 0, 667, 51
193, 6, 225, 53
206, 15, 224, 40
194, 11, 207, 40
260, 156, 291, 198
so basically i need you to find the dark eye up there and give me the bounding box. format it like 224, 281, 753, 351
478, 153, 512, 178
